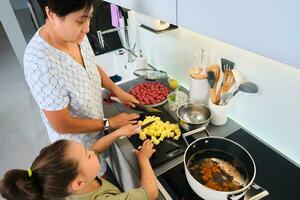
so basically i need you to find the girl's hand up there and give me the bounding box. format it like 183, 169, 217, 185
116, 90, 139, 107
113, 123, 141, 138
134, 139, 156, 162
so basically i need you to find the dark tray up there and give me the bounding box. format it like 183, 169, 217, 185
129, 111, 187, 168
227, 129, 300, 200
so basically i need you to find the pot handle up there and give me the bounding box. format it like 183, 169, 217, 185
227, 187, 250, 200
182, 127, 209, 145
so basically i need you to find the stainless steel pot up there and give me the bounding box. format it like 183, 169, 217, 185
176, 102, 211, 131
183, 136, 256, 200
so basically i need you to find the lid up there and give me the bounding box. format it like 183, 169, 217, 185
133, 68, 168, 80
189, 67, 207, 79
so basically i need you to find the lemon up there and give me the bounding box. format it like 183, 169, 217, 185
169, 79, 179, 89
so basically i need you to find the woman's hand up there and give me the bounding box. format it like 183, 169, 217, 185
113, 123, 141, 138
109, 113, 140, 129
116, 90, 139, 107
134, 139, 156, 162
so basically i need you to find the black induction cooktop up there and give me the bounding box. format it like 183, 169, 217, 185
157, 128, 300, 200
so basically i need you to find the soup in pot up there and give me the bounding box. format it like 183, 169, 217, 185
187, 149, 248, 192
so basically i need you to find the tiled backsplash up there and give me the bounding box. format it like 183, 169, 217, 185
127, 12, 300, 166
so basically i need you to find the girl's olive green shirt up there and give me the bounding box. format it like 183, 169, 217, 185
65, 178, 150, 200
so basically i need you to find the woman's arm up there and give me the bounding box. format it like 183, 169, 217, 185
97, 67, 139, 107
43, 108, 103, 133
98, 66, 123, 95
43, 108, 139, 134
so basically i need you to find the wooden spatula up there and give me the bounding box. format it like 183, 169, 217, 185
223, 70, 236, 93
208, 64, 220, 88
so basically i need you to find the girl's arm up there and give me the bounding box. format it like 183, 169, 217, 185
92, 124, 140, 153
135, 140, 159, 200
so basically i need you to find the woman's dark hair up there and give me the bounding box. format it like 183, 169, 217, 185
40, 0, 96, 18
0, 140, 78, 200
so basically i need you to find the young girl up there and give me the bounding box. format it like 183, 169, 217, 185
0, 124, 158, 200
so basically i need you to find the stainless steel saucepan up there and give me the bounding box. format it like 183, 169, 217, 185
176, 102, 211, 131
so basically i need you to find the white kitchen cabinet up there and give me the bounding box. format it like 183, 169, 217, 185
177, 0, 300, 68
104, 0, 177, 25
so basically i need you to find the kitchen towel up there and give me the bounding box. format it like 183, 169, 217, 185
110, 4, 121, 28
135, 12, 170, 31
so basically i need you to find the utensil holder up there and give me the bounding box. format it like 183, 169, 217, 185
208, 99, 230, 125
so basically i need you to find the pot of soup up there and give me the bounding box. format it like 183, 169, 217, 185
184, 136, 256, 200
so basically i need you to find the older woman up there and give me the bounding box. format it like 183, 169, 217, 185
23, 0, 139, 176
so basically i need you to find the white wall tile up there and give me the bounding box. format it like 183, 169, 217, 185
129, 13, 300, 166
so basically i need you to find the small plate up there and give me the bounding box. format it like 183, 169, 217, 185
133, 69, 168, 80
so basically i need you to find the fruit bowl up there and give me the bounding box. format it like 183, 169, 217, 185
129, 82, 169, 106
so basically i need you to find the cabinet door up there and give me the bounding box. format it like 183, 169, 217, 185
118, 0, 177, 24
178, 0, 300, 68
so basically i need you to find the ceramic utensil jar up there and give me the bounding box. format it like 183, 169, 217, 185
208, 98, 230, 125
